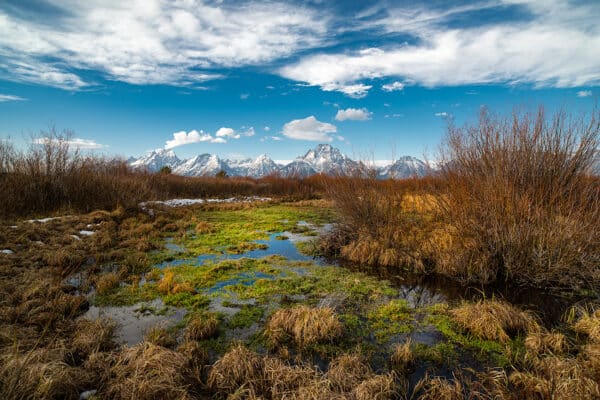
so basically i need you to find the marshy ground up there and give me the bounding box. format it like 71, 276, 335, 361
2, 197, 599, 399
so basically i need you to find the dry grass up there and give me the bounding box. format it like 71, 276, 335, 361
326, 353, 372, 392
573, 309, 600, 343
390, 338, 415, 374
157, 270, 175, 295
184, 314, 219, 341
95, 272, 120, 295
143, 324, 177, 348
524, 331, 568, 357
450, 299, 539, 342
353, 373, 397, 400
207, 343, 266, 395
264, 305, 344, 348
106, 342, 199, 400
71, 318, 116, 361
510, 356, 600, 399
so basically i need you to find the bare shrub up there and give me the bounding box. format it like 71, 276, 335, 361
437, 107, 600, 287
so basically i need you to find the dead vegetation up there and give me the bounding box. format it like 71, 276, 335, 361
450, 299, 539, 342
264, 305, 344, 348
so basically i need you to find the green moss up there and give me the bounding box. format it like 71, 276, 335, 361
163, 292, 210, 310
93, 284, 159, 306
413, 342, 458, 365
368, 299, 414, 343
425, 312, 521, 367
227, 306, 264, 329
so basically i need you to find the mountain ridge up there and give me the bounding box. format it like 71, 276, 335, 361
129, 144, 429, 179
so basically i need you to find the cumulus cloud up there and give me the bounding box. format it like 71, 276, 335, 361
0, 1, 328, 89
215, 127, 240, 139
241, 127, 255, 137
0, 94, 27, 102
282, 116, 337, 142
434, 112, 448, 117
279, 1, 600, 96
165, 130, 225, 149
577, 90, 592, 97
335, 107, 372, 121
33, 137, 107, 150
382, 81, 404, 92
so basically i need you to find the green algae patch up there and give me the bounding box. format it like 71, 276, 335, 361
425, 311, 523, 367
93, 284, 160, 307
172, 203, 336, 257
227, 306, 265, 329
368, 299, 414, 343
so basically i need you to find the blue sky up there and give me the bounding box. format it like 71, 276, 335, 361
0, 0, 598, 162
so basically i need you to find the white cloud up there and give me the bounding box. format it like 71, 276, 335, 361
240, 93, 250, 100
241, 127, 255, 137
335, 107, 372, 121
33, 137, 107, 150
263, 126, 270, 132
382, 81, 404, 92
165, 130, 225, 149
282, 116, 337, 142
279, 1, 600, 96
215, 127, 240, 139
0, 94, 27, 102
577, 90, 592, 97
434, 112, 448, 117
0, 1, 328, 89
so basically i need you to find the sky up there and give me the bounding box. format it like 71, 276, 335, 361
0, 0, 598, 162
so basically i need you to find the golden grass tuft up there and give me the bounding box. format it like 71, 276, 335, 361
107, 342, 196, 400
263, 356, 318, 399
207, 343, 265, 395
95, 272, 120, 295
415, 375, 464, 400
144, 324, 177, 348
352, 373, 397, 400
184, 314, 219, 341
510, 356, 600, 400
157, 270, 175, 295
573, 309, 600, 343
390, 338, 415, 374
71, 318, 116, 360
264, 305, 344, 347
194, 220, 215, 234
450, 299, 539, 343
524, 331, 568, 357
326, 353, 372, 392
172, 281, 196, 294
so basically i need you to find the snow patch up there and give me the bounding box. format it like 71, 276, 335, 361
71, 235, 82, 241
1, 249, 14, 254
27, 217, 59, 223
140, 196, 271, 208
79, 230, 95, 236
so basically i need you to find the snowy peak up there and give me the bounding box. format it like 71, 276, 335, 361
299, 144, 357, 175
130, 148, 181, 172
128, 144, 429, 179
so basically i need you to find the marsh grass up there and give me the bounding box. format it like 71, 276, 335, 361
450, 299, 539, 343
264, 305, 344, 348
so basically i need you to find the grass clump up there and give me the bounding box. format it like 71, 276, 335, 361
207, 343, 266, 395
353, 373, 398, 400
106, 342, 200, 400
326, 353, 372, 392
184, 313, 219, 341
264, 305, 344, 348
95, 272, 120, 295
390, 338, 415, 374
143, 324, 177, 348
573, 308, 600, 343
450, 299, 539, 343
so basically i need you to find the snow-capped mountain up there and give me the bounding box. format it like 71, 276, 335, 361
173, 154, 229, 176
226, 154, 280, 177
298, 144, 359, 175
377, 156, 429, 179
129, 144, 430, 179
279, 160, 317, 178
130, 149, 181, 172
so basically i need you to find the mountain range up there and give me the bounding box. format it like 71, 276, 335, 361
129, 144, 429, 179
